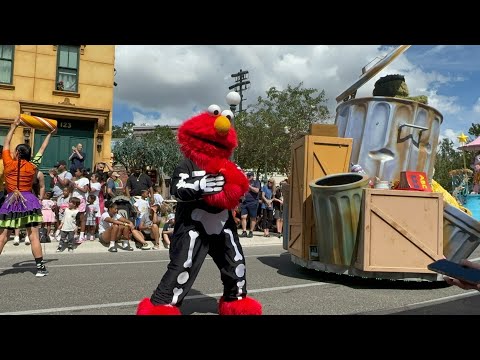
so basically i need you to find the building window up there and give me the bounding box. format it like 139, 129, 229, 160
56, 45, 79, 92
0, 126, 9, 145
0, 45, 14, 85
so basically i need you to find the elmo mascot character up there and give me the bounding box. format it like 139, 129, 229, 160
136, 102, 262, 315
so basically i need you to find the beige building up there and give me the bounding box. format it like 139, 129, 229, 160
0, 45, 115, 176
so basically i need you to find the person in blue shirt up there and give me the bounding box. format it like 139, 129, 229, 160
260, 178, 275, 237
239, 172, 261, 238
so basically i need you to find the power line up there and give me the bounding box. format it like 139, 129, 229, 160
228, 69, 250, 112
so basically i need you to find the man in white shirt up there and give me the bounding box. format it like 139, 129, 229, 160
50, 160, 72, 199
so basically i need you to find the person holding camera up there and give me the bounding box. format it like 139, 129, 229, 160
50, 160, 72, 200
69, 143, 85, 176
443, 259, 480, 291
94, 161, 112, 178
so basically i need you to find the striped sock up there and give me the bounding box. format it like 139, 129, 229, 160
35, 257, 45, 269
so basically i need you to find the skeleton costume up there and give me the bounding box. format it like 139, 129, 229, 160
137, 103, 262, 315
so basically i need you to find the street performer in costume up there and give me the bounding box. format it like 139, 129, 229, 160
137, 102, 262, 315
0, 115, 55, 277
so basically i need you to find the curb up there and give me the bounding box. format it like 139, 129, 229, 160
1, 231, 283, 256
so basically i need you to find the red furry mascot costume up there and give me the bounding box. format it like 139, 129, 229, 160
136, 102, 262, 315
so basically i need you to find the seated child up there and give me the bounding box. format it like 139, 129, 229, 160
161, 213, 175, 249
138, 204, 161, 249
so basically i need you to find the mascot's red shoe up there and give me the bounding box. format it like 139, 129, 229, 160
136, 298, 182, 315
218, 296, 262, 315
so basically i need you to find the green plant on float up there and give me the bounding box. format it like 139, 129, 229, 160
373, 74, 428, 104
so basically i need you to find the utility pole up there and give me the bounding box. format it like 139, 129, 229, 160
228, 69, 250, 113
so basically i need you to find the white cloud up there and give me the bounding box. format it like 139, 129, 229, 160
473, 98, 480, 113
131, 111, 183, 127
423, 45, 447, 56
427, 90, 463, 115
114, 45, 466, 131
440, 128, 462, 148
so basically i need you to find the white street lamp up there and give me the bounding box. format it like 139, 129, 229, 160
226, 91, 241, 113
226, 91, 241, 161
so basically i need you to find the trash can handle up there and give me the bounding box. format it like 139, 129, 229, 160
397, 123, 429, 148
398, 123, 429, 131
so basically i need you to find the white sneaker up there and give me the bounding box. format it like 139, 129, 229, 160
24, 235, 30, 245
13, 236, 20, 246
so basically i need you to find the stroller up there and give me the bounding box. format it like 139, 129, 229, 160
110, 195, 137, 223
109, 195, 141, 246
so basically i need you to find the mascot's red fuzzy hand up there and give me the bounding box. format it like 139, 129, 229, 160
177, 106, 249, 209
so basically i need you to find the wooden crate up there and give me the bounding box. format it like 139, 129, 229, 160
309, 124, 338, 137
354, 188, 443, 273
288, 135, 353, 260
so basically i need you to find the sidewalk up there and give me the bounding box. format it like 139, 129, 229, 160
0, 231, 283, 256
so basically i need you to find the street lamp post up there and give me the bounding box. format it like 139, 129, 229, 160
263, 124, 270, 181
228, 69, 250, 113
226, 91, 241, 161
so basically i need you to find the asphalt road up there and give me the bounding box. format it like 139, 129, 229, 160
1, 244, 479, 315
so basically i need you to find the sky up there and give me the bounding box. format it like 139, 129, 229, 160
112, 45, 480, 148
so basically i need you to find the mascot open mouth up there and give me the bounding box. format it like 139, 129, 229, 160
191, 134, 230, 151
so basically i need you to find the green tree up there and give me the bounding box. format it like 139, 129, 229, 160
143, 125, 183, 181
434, 138, 466, 190
112, 122, 135, 138
112, 136, 149, 173
112, 125, 182, 183
468, 123, 480, 138
234, 82, 330, 178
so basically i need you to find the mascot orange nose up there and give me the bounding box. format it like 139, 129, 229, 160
214, 115, 231, 136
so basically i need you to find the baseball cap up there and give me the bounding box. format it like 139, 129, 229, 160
54, 160, 67, 167
111, 171, 120, 177
167, 213, 175, 221
246, 171, 254, 177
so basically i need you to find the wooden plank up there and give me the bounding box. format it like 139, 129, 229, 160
309, 124, 338, 137
370, 203, 442, 261
355, 188, 443, 273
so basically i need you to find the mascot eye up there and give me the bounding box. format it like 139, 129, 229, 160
221, 109, 234, 121
207, 104, 222, 116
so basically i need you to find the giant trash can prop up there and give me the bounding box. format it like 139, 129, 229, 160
335, 97, 443, 184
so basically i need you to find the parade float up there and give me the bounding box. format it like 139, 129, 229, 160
458, 135, 480, 220
284, 45, 480, 281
